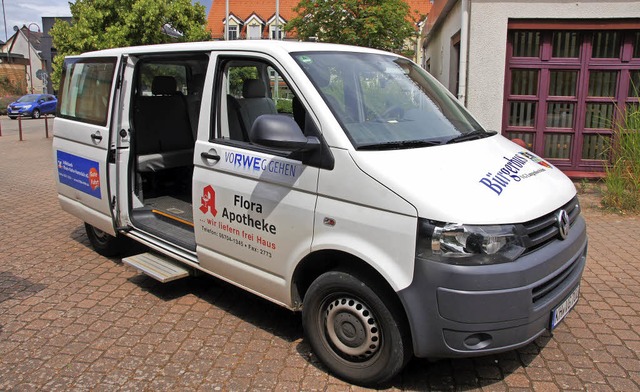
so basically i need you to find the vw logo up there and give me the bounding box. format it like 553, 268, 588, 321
556, 209, 570, 240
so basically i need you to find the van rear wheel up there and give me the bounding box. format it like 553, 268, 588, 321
302, 270, 411, 386
84, 223, 129, 257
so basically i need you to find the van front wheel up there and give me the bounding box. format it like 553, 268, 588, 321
302, 270, 411, 386
84, 223, 129, 257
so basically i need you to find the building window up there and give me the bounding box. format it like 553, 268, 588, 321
450, 32, 461, 96
512, 31, 540, 58
592, 31, 621, 58
552, 31, 581, 58
247, 24, 261, 40
504, 26, 640, 173
270, 25, 284, 40
228, 25, 238, 40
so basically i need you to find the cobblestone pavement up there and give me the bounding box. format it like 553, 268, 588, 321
1, 125, 639, 391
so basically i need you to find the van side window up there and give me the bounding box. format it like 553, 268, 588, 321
137, 63, 188, 96
58, 58, 117, 126
131, 55, 208, 173
215, 59, 300, 144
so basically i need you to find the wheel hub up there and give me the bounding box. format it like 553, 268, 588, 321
324, 297, 380, 359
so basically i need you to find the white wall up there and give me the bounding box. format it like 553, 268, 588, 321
424, 1, 462, 93
467, 0, 640, 131
3, 32, 46, 94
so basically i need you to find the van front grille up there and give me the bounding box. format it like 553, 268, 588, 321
520, 196, 581, 253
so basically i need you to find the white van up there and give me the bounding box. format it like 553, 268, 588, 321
53, 41, 587, 385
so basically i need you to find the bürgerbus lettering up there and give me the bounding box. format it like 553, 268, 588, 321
478, 154, 530, 196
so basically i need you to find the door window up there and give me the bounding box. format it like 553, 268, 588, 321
215, 58, 300, 146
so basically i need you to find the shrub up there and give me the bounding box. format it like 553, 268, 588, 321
0, 95, 21, 116
276, 98, 293, 114
0, 76, 24, 96
601, 103, 640, 213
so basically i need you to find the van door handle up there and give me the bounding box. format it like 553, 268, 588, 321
90, 132, 103, 142
201, 151, 220, 162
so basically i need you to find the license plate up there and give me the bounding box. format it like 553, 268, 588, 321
550, 285, 580, 330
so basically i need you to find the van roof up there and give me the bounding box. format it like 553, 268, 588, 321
76, 40, 391, 57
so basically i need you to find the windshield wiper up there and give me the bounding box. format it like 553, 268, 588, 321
358, 139, 442, 151
445, 130, 497, 144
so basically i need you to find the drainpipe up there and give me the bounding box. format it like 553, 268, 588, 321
458, 0, 469, 104
225, 0, 229, 40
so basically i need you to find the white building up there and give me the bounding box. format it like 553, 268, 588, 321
2, 25, 46, 94
423, 1, 640, 177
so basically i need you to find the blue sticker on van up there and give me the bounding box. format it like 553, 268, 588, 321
56, 151, 102, 199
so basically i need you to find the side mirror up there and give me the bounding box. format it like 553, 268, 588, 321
250, 114, 320, 151
38, 99, 44, 103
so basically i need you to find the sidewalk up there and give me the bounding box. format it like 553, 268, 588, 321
0, 135, 638, 390
0, 114, 55, 140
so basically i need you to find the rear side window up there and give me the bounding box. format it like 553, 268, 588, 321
137, 63, 188, 96
58, 57, 117, 126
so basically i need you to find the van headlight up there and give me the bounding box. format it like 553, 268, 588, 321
416, 219, 526, 265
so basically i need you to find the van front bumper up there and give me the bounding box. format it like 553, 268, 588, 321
398, 215, 587, 358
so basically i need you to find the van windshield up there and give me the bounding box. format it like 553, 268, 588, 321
292, 52, 489, 150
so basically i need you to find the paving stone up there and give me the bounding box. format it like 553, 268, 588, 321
1, 121, 639, 390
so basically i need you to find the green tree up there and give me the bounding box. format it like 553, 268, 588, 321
286, 0, 417, 53
50, 0, 211, 85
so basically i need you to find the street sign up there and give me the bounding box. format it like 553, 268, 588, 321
36, 69, 47, 81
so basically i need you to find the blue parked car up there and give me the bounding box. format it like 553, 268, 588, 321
7, 94, 58, 119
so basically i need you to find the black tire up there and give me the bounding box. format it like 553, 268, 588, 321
32, 109, 40, 119
84, 223, 129, 257
302, 270, 412, 386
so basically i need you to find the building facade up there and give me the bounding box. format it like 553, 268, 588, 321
206, 1, 297, 41
41, 17, 73, 94
1, 26, 46, 94
423, 0, 640, 177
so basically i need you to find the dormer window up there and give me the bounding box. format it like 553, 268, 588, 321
267, 15, 287, 40
228, 25, 239, 40
270, 25, 284, 40
247, 24, 261, 39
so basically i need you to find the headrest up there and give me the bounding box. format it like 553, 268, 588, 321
152, 76, 177, 96
242, 79, 267, 98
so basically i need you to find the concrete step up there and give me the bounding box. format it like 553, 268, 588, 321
123, 252, 190, 283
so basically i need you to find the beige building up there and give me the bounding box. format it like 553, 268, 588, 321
1, 26, 46, 94
422, 1, 640, 177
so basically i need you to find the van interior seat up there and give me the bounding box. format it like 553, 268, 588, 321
237, 79, 278, 136
227, 94, 247, 141
186, 74, 206, 140
135, 76, 194, 172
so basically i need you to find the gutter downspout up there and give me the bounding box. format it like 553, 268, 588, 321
225, 0, 229, 40
458, 0, 469, 105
